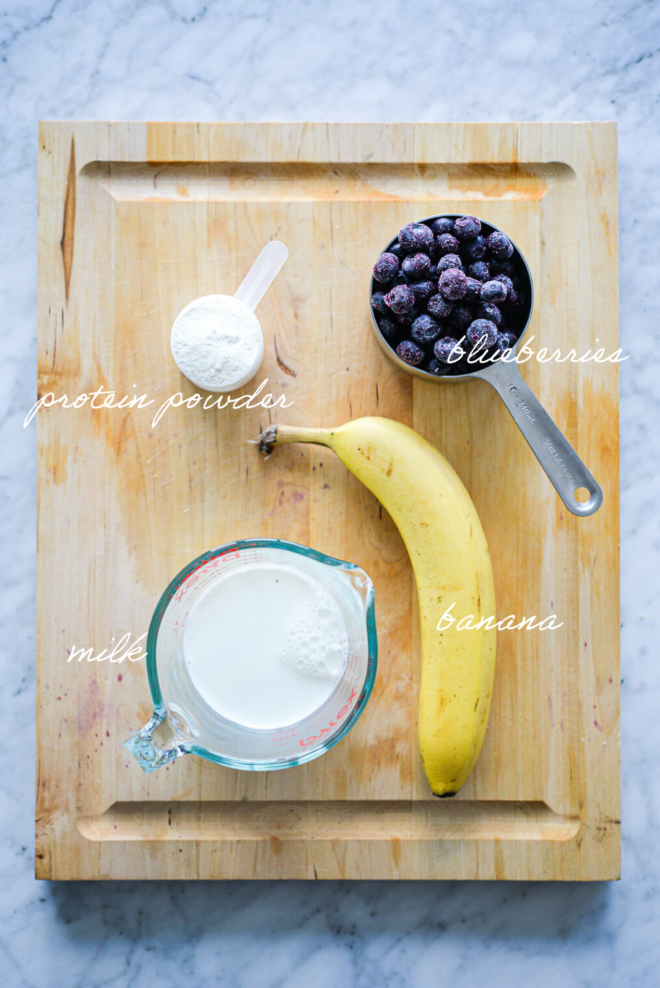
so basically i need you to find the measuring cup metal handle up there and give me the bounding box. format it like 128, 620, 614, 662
483, 358, 603, 517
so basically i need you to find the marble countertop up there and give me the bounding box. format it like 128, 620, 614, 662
2, 0, 659, 985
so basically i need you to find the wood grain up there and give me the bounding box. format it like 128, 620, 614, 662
36, 122, 619, 880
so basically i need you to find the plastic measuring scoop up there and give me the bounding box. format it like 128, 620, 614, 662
234, 240, 288, 310
170, 240, 288, 393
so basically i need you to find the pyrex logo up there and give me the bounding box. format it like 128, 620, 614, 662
298, 689, 358, 747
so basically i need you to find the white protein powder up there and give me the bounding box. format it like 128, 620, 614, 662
170, 294, 264, 392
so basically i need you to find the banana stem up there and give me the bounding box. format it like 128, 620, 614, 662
258, 424, 334, 455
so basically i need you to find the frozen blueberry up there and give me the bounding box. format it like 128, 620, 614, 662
448, 304, 474, 333
476, 302, 503, 326
493, 331, 513, 355
378, 318, 400, 343
427, 293, 454, 320
492, 274, 514, 293
464, 277, 483, 302
431, 217, 455, 236
500, 329, 518, 348
428, 263, 438, 280
437, 253, 464, 273
490, 258, 516, 278
467, 318, 498, 348
426, 357, 451, 376
394, 271, 409, 286
452, 215, 481, 241
373, 252, 399, 283
371, 293, 390, 315
387, 241, 405, 259
385, 284, 416, 314
487, 231, 514, 259
398, 222, 434, 253
467, 260, 490, 282
434, 336, 465, 364
402, 252, 431, 280
436, 232, 460, 256
461, 235, 488, 262
411, 314, 442, 346
396, 339, 426, 366
501, 287, 525, 312
409, 280, 437, 303
480, 279, 508, 303
438, 267, 468, 301
396, 306, 420, 327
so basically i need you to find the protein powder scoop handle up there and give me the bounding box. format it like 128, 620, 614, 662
170, 240, 288, 393
234, 240, 288, 310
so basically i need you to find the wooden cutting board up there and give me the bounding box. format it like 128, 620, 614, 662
36, 122, 620, 880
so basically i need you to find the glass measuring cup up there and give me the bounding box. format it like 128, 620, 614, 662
370, 215, 603, 517
125, 539, 377, 773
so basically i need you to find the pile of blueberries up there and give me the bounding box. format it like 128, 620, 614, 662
370, 215, 529, 376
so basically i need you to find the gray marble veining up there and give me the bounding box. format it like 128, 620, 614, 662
2, 0, 659, 984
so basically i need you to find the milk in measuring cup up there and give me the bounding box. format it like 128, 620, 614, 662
183, 561, 349, 730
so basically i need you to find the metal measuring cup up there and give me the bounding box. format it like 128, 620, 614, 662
369, 215, 603, 517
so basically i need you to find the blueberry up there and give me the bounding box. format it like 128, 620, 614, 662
371, 293, 390, 315
378, 318, 400, 343
436, 232, 460, 256
396, 306, 420, 327
438, 268, 468, 301
466, 319, 498, 348
428, 264, 438, 280
385, 284, 416, 314
409, 280, 436, 303
500, 329, 518, 348
417, 224, 435, 250
493, 331, 513, 355
373, 252, 399, 283
431, 217, 454, 236
437, 253, 464, 273
490, 258, 516, 278
398, 223, 434, 253
402, 252, 431, 280
492, 274, 514, 293
476, 302, 502, 326
396, 339, 426, 366
426, 357, 451, 376
501, 287, 525, 312
397, 224, 418, 252
487, 231, 514, 259
461, 235, 488, 262
467, 260, 490, 282
394, 272, 409, 286
452, 215, 481, 241
388, 242, 405, 259
480, 279, 508, 303
427, 293, 454, 319
448, 304, 474, 333
434, 336, 465, 364
411, 314, 442, 346
464, 277, 483, 302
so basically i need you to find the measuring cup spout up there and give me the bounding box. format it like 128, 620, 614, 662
125, 709, 190, 773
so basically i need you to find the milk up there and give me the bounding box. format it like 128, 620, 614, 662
183, 561, 349, 730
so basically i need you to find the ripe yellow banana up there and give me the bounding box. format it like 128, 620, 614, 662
259, 417, 496, 797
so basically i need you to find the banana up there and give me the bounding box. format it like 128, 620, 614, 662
258, 417, 496, 797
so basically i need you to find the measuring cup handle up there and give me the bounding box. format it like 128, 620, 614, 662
483, 358, 603, 517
